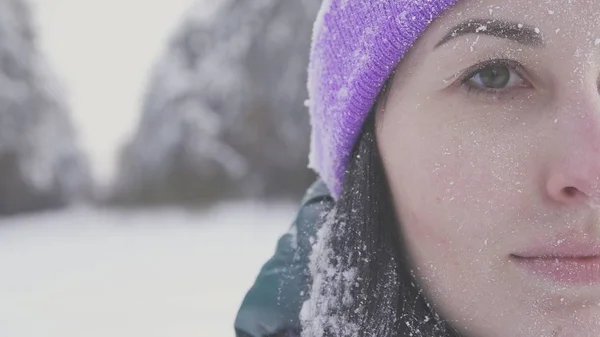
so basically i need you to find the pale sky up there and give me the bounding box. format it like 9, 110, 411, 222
31, 0, 199, 185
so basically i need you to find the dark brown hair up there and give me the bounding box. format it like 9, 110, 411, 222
303, 105, 462, 336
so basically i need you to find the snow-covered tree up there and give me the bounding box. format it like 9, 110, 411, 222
0, 0, 91, 215
112, 0, 321, 205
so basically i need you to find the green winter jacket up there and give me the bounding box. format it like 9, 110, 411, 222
234, 180, 334, 337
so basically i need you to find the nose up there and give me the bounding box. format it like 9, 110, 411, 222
546, 98, 600, 207
546, 170, 600, 206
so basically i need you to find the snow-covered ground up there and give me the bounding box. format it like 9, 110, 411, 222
0, 203, 296, 336
0, 2, 300, 336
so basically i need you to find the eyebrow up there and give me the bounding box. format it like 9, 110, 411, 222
435, 19, 545, 48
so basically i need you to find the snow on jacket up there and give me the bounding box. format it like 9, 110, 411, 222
235, 180, 333, 337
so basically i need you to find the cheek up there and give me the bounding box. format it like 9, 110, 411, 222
385, 142, 495, 289
381, 111, 538, 236
377, 111, 541, 290
384, 131, 511, 243
400, 207, 462, 268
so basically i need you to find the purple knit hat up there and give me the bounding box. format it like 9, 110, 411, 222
307, 0, 459, 199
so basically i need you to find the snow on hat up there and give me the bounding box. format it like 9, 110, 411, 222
307, 0, 459, 199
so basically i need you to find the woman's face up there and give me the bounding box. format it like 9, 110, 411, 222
377, 1, 600, 335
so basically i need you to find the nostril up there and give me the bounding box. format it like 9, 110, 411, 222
547, 174, 592, 205
563, 186, 579, 197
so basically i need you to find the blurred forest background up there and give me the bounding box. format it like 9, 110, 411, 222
0, 0, 320, 216
0, 0, 321, 336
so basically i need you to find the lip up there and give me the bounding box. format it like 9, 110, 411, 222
512, 238, 600, 285
511, 255, 600, 285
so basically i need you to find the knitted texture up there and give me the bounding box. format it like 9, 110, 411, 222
307, 0, 459, 199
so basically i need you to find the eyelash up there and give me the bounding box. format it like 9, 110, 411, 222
458, 58, 528, 96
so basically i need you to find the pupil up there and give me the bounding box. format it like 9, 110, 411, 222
481, 66, 509, 88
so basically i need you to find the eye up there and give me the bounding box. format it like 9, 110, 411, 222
462, 60, 528, 93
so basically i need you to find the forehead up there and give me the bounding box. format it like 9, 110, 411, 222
429, 0, 600, 44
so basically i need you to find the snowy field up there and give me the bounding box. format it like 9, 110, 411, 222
0, 203, 296, 336
0, 2, 300, 336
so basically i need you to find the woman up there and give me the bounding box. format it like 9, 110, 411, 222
237, 0, 600, 336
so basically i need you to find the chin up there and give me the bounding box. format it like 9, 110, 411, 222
529, 307, 600, 337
